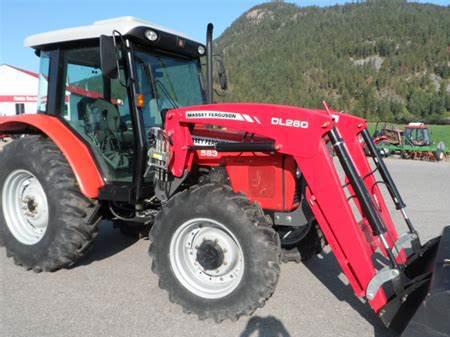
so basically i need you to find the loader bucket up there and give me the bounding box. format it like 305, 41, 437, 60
381, 226, 450, 337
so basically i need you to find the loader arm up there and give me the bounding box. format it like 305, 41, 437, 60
164, 103, 407, 313
163, 103, 450, 337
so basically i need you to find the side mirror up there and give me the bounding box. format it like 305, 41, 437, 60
216, 57, 228, 91
100, 35, 119, 79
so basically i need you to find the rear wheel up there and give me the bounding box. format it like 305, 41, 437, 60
279, 222, 324, 263
435, 149, 445, 162
0, 136, 101, 272
150, 184, 281, 322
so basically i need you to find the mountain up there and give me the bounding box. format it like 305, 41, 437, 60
215, 0, 450, 122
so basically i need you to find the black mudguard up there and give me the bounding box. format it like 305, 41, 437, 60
381, 226, 450, 337
401, 226, 450, 337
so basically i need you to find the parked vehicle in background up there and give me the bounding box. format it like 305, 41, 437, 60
373, 122, 447, 161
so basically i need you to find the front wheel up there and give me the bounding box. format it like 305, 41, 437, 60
149, 184, 281, 322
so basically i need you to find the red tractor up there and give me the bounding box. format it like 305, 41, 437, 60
0, 17, 448, 337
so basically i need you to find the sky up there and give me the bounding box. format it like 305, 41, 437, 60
0, 0, 449, 72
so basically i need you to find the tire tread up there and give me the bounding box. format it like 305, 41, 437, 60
149, 183, 281, 322
0, 136, 101, 272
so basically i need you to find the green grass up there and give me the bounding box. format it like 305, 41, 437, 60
428, 125, 450, 147
368, 123, 450, 148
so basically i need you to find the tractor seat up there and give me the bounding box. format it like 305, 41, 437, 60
83, 98, 132, 170
96, 100, 122, 147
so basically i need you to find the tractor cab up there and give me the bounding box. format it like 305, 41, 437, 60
403, 122, 432, 146
26, 17, 210, 201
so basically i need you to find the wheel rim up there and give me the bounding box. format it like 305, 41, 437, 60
2, 169, 49, 245
169, 218, 245, 299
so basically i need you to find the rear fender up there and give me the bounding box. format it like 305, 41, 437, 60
0, 115, 104, 199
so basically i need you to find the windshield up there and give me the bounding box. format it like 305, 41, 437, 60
134, 49, 206, 131
404, 127, 431, 145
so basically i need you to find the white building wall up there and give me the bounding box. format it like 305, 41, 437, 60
0, 65, 39, 116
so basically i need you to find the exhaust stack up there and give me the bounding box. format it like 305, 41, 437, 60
206, 23, 214, 104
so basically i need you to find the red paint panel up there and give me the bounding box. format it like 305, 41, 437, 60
194, 146, 298, 211
0, 115, 104, 198
224, 154, 297, 211
226, 157, 281, 210
248, 165, 276, 199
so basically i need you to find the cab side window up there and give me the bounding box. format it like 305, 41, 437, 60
37, 52, 50, 113
61, 47, 135, 182
134, 57, 161, 129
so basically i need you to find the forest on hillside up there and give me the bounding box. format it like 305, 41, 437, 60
215, 0, 450, 123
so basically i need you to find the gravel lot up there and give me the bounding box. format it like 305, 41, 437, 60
1, 158, 449, 337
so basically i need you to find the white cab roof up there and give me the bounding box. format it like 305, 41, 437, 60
25, 16, 201, 48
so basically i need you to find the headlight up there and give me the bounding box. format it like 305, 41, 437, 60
145, 29, 158, 42
198, 46, 206, 55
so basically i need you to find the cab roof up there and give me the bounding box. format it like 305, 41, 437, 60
407, 122, 427, 129
24, 16, 201, 48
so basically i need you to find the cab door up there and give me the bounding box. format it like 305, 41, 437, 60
59, 46, 136, 183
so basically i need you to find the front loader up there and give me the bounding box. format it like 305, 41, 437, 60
0, 17, 448, 336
